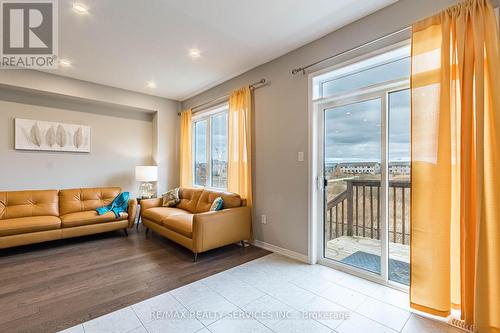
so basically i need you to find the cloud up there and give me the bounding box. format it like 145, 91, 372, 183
325, 90, 410, 163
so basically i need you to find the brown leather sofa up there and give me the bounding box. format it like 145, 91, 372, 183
141, 188, 251, 261
0, 187, 137, 249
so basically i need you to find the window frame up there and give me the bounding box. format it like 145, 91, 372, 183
192, 102, 229, 190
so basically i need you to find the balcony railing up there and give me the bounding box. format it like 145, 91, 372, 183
326, 179, 411, 245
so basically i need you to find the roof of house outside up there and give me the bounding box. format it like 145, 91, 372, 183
336, 162, 381, 167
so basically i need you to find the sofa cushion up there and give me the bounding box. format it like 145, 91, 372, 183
59, 187, 121, 216
194, 190, 242, 213
176, 188, 203, 213
0, 216, 61, 237
0, 190, 59, 220
142, 207, 189, 223
162, 188, 180, 207
161, 214, 193, 238
60, 211, 128, 228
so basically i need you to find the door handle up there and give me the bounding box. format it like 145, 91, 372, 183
317, 176, 327, 190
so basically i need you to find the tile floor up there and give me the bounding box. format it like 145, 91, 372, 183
59, 253, 462, 333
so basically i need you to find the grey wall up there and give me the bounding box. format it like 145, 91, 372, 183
0, 70, 180, 196
0, 100, 153, 197
182, 0, 468, 256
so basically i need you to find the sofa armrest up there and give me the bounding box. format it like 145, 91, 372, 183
140, 198, 162, 212
127, 199, 138, 228
192, 206, 251, 253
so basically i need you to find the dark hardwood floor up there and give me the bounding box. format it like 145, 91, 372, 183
0, 227, 270, 333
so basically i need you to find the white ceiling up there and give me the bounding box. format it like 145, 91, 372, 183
53, 0, 397, 101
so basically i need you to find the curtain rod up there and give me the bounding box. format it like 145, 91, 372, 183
291, 26, 411, 75
178, 78, 267, 115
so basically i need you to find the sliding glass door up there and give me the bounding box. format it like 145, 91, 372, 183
314, 43, 411, 287
321, 86, 410, 287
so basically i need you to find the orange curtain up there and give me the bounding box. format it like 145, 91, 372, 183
228, 87, 253, 207
410, 0, 500, 331
179, 109, 193, 187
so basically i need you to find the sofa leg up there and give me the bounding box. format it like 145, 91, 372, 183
193, 253, 198, 262
145, 228, 150, 238
240, 240, 245, 247
124, 229, 128, 237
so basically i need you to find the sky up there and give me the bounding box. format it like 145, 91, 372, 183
325, 89, 410, 164
322, 57, 410, 97
323, 51, 411, 165
194, 112, 228, 163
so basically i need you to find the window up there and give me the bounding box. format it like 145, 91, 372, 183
313, 45, 410, 99
193, 104, 228, 189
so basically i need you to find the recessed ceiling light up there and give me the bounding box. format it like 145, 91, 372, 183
147, 81, 156, 89
189, 48, 201, 58
72, 2, 88, 14
59, 59, 72, 67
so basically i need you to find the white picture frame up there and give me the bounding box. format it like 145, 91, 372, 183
15, 118, 91, 153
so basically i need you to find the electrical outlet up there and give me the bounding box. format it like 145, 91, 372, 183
298, 151, 304, 162
261, 214, 267, 224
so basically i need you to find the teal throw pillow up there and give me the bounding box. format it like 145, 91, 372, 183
209, 197, 224, 211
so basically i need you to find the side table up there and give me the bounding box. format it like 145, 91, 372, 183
136, 198, 142, 230
136, 197, 157, 230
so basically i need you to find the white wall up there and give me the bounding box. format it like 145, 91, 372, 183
182, 0, 472, 256
0, 70, 180, 196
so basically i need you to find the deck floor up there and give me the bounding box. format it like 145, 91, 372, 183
326, 235, 410, 263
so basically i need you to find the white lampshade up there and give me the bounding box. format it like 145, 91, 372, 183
135, 166, 158, 182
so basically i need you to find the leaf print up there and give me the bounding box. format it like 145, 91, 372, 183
30, 123, 42, 147
56, 124, 67, 147
45, 126, 56, 147
74, 127, 83, 148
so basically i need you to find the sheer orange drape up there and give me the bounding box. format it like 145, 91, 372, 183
179, 109, 193, 187
228, 87, 253, 207
410, 0, 500, 331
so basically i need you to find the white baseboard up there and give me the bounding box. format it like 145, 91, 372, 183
251, 240, 309, 263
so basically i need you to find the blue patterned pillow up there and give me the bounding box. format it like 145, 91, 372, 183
209, 197, 224, 211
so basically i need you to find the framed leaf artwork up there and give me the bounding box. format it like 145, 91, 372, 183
15, 118, 91, 152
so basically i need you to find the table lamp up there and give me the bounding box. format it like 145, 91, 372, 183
135, 166, 158, 199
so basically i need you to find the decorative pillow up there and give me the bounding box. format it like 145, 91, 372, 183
209, 197, 224, 211
162, 188, 180, 207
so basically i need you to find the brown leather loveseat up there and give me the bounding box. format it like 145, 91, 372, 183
140, 188, 251, 261
0, 187, 137, 249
